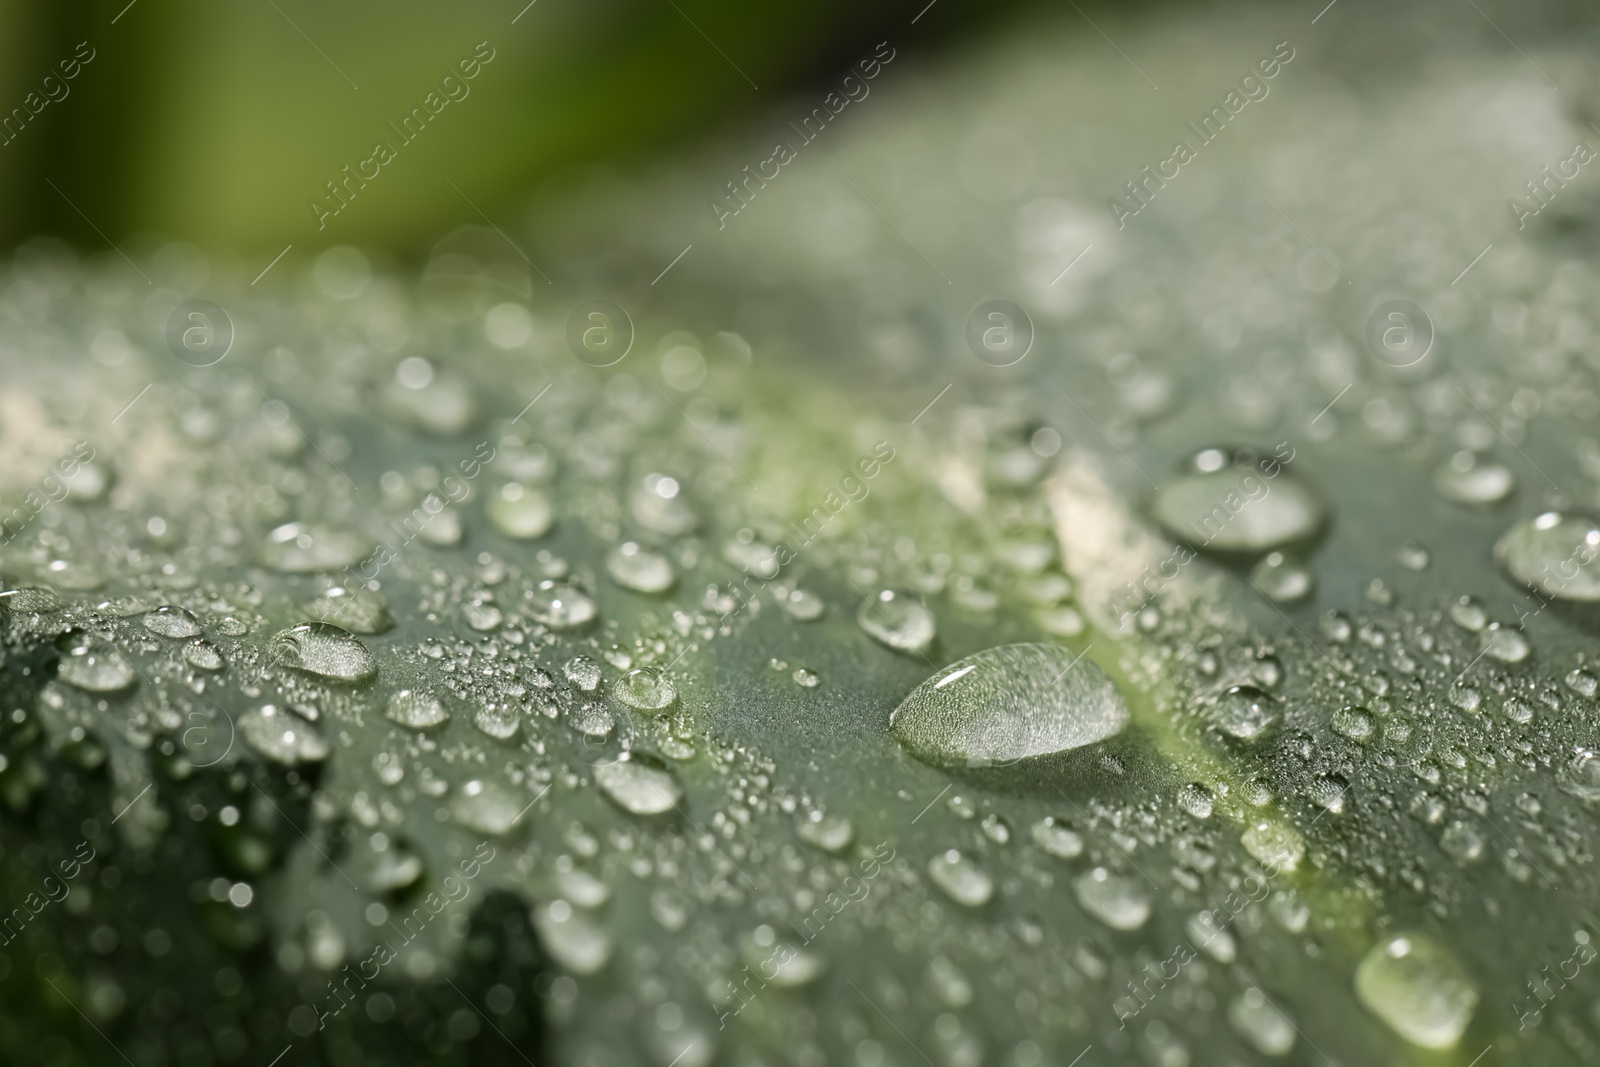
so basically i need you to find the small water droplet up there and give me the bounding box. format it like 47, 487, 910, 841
927, 849, 993, 907
239, 704, 327, 764
595, 755, 682, 815
260, 522, 371, 574
614, 668, 676, 713
1072, 867, 1150, 929
386, 689, 449, 729
857, 589, 936, 656
488, 483, 553, 539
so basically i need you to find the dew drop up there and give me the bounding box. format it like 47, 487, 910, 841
1151, 448, 1326, 553
606, 542, 675, 594
1354, 935, 1478, 1049
857, 589, 936, 656
449, 779, 527, 836
595, 756, 682, 815
267, 623, 378, 683
1030, 817, 1083, 858
239, 704, 327, 765
260, 522, 371, 574
57, 635, 137, 693
927, 849, 993, 907
529, 581, 596, 630
488, 483, 553, 539
304, 586, 393, 634
1072, 867, 1150, 929
890, 644, 1128, 768
1495, 512, 1600, 601
142, 605, 202, 638
386, 689, 449, 729
614, 668, 677, 713
1434, 451, 1515, 505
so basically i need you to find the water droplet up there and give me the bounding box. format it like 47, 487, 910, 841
1072, 867, 1150, 929
1215, 685, 1279, 743
1440, 820, 1484, 863
1151, 447, 1326, 553
564, 656, 602, 691
1249, 552, 1314, 603
474, 703, 521, 740
450, 779, 527, 836
1559, 747, 1600, 802
184, 639, 225, 671
304, 586, 392, 634
1332, 706, 1375, 741
488, 483, 553, 539
890, 644, 1128, 767
1032, 817, 1085, 860
614, 668, 676, 712
386, 689, 449, 729
1241, 820, 1304, 871
1036, 606, 1086, 637
388, 359, 475, 434
781, 588, 825, 621
739, 927, 825, 987
792, 667, 820, 688
260, 522, 371, 574
1176, 783, 1214, 818
1435, 451, 1515, 505
857, 589, 936, 656
142, 606, 201, 639
1479, 623, 1529, 663
1187, 911, 1235, 962
595, 755, 682, 815
1496, 512, 1600, 601
529, 581, 596, 630
927, 849, 993, 907
630, 473, 697, 536
1568, 668, 1598, 699
1449, 596, 1488, 631
57, 635, 136, 693
534, 899, 611, 974
1354, 935, 1478, 1049
1228, 988, 1296, 1056
239, 704, 327, 764
796, 812, 853, 853
606, 542, 675, 594
267, 623, 378, 683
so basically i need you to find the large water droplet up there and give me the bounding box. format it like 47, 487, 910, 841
1151, 447, 1326, 553
268, 623, 378, 683
1031, 816, 1084, 857
260, 522, 371, 574
1495, 512, 1600, 601
1242, 820, 1305, 872
239, 704, 328, 764
890, 644, 1128, 767
1354, 935, 1478, 1049
857, 589, 935, 656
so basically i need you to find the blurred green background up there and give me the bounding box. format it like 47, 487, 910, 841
0, 0, 1046, 260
